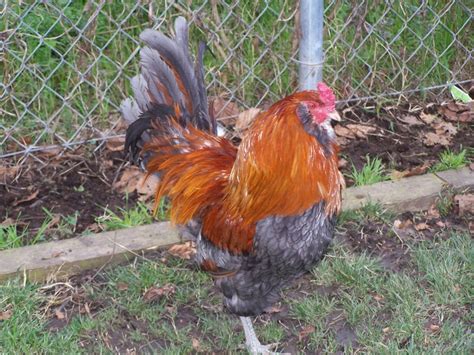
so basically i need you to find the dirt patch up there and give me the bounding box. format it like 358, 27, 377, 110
1, 150, 140, 243
335, 102, 473, 184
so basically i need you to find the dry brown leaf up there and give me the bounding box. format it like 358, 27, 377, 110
298, 325, 315, 341
334, 124, 354, 138
13, 190, 39, 206
1, 218, 15, 227
338, 158, 348, 168
0, 310, 12, 321
390, 170, 408, 180
210, 97, 240, 122
415, 222, 430, 231
235, 108, 261, 131
433, 121, 457, 136
0, 165, 20, 180
55, 309, 66, 320
116, 282, 129, 291
168, 241, 196, 260
429, 324, 440, 332
114, 167, 158, 201
373, 294, 385, 302
346, 124, 377, 139
436, 221, 446, 228
454, 194, 474, 216
422, 132, 450, 147
143, 284, 176, 303
427, 204, 441, 219
192, 338, 201, 351
393, 219, 413, 230
105, 136, 125, 152
419, 112, 436, 124
265, 304, 283, 314
382, 327, 390, 333
399, 115, 423, 126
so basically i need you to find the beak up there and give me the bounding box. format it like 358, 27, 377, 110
327, 110, 341, 122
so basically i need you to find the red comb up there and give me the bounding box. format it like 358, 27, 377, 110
317, 82, 335, 107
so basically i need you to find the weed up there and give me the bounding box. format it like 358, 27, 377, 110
95, 202, 156, 231
350, 156, 387, 186
431, 149, 468, 172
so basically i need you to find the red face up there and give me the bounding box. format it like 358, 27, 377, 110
306, 82, 337, 124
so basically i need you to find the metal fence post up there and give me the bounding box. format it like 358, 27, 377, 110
298, 0, 324, 91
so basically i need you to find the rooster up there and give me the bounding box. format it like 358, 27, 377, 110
121, 17, 343, 354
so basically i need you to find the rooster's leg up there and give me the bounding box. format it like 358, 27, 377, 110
240, 316, 280, 354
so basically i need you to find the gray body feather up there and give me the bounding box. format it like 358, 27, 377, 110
195, 202, 335, 317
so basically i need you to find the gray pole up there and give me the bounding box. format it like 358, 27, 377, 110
298, 0, 324, 91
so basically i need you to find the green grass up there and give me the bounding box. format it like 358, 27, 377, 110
1, 212, 471, 353
431, 149, 468, 172
95, 200, 167, 231
2, 1, 472, 151
350, 156, 387, 186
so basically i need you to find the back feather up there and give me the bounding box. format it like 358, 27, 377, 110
121, 16, 215, 165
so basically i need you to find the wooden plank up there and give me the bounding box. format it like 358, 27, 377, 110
434, 167, 474, 191
342, 173, 444, 213
1, 167, 473, 283
0, 222, 180, 282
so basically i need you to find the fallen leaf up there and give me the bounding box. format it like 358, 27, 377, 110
114, 167, 159, 201
393, 219, 413, 229
399, 115, 423, 126
436, 221, 446, 228
235, 108, 261, 132
105, 136, 125, 152
390, 170, 408, 180
55, 309, 66, 320
1, 218, 15, 227
390, 163, 431, 180
86, 223, 101, 232
12, 190, 39, 206
334, 124, 354, 138
0, 165, 20, 180
454, 194, 474, 216
210, 97, 240, 122
192, 338, 201, 351
298, 325, 315, 341
0, 310, 12, 321
265, 304, 283, 314
415, 222, 429, 231
373, 294, 385, 302
422, 132, 450, 146
346, 124, 377, 139
168, 241, 196, 260
429, 324, 440, 332
143, 284, 176, 303
419, 112, 436, 124
433, 121, 457, 136
382, 327, 390, 334
338, 158, 348, 168
116, 282, 129, 291
427, 204, 441, 219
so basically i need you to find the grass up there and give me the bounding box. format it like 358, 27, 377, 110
2, 1, 472, 151
0, 210, 471, 353
349, 156, 387, 186
430, 149, 468, 172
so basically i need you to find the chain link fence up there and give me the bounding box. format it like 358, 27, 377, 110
1, 0, 472, 163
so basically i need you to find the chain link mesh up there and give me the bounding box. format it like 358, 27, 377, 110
1, 0, 472, 162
